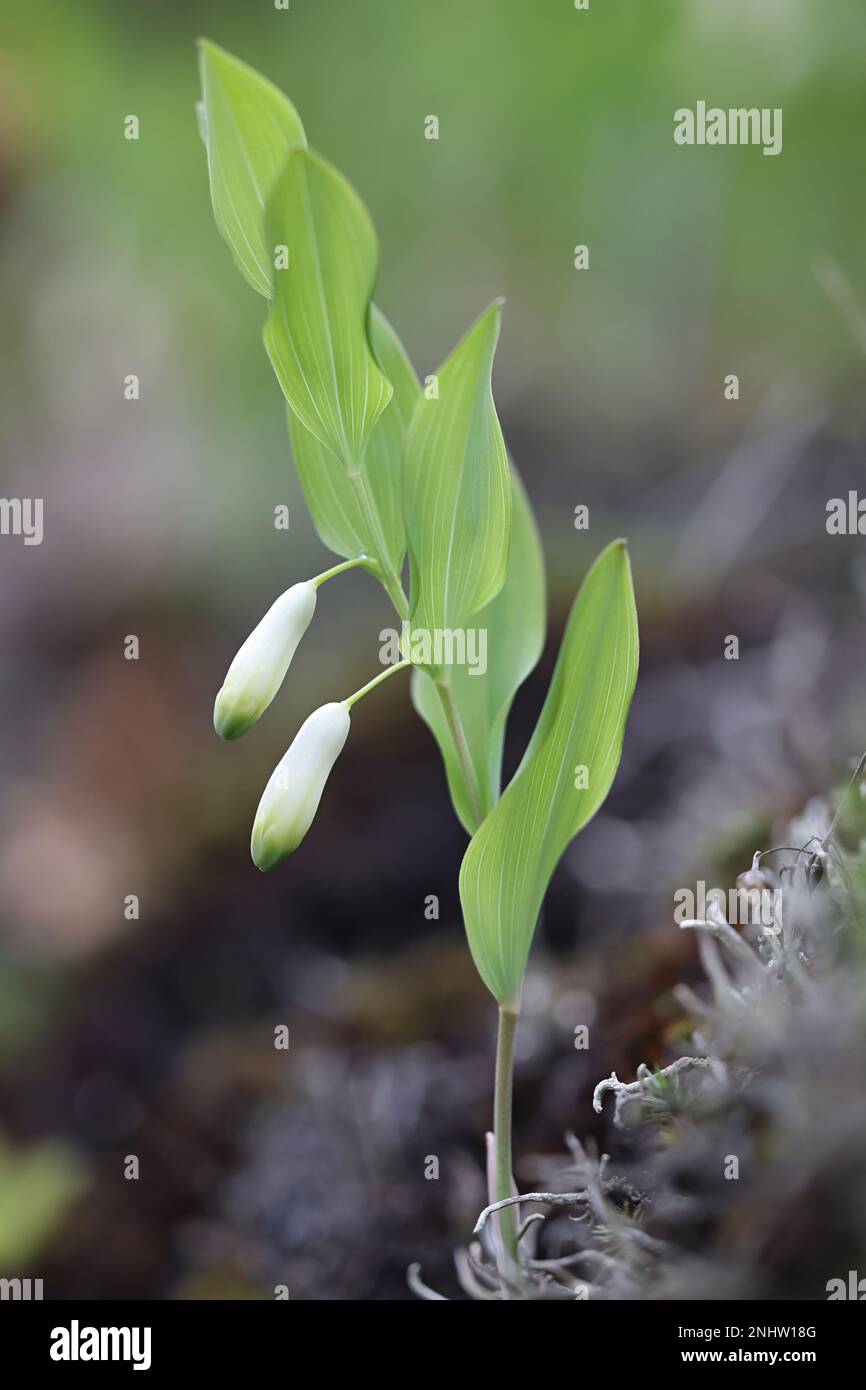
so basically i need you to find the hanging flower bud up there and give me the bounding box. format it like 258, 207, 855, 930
251, 702, 351, 870
214, 581, 317, 740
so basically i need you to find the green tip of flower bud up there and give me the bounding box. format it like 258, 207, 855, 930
213, 688, 255, 740
250, 825, 296, 873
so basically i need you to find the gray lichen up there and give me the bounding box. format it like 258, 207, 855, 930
415, 767, 866, 1299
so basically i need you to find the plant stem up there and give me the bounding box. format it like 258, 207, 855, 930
312, 555, 370, 588
380, 568, 410, 622
493, 1005, 520, 1280
435, 677, 486, 830
348, 468, 409, 619
343, 657, 411, 709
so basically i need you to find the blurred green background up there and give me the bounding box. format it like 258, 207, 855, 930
0, 0, 865, 1299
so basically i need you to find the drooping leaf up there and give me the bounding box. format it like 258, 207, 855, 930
263, 148, 393, 468
459, 540, 639, 1006
411, 467, 546, 832
404, 301, 512, 666
197, 40, 307, 297
287, 305, 419, 579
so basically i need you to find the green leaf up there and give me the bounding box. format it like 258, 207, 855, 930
404, 301, 512, 664
287, 305, 419, 581
459, 540, 639, 1006
197, 40, 307, 298
411, 467, 546, 832
195, 46, 410, 599
263, 148, 393, 468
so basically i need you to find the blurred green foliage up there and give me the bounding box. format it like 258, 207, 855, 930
2, 0, 864, 561
0, 1136, 87, 1264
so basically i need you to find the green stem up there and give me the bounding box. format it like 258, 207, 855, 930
312, 555, 369, 588
494, 1005, 520, 1279
343, 657, 411, 710
435, 677, 486, 831
348, 469, 409, 619
379, 569, 410, 622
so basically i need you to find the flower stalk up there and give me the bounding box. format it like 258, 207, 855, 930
312, 555, 370, 588
344, 657, 411, 709
493, 1005, 520, 1282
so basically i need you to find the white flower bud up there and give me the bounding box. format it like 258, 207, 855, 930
214, 581, 317, 739
251, 702, 351, 870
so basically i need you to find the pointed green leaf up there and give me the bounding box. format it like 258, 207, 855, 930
404, 302, 512, 665
197, 40, 307, 297
287, 305, 419, 578
459, 541, 639, 1006
263, 149, 393, 468
411, 467, 546, 832
196, 46, 410, 598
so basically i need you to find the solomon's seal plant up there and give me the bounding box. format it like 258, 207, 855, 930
197, 40, 639, 1295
